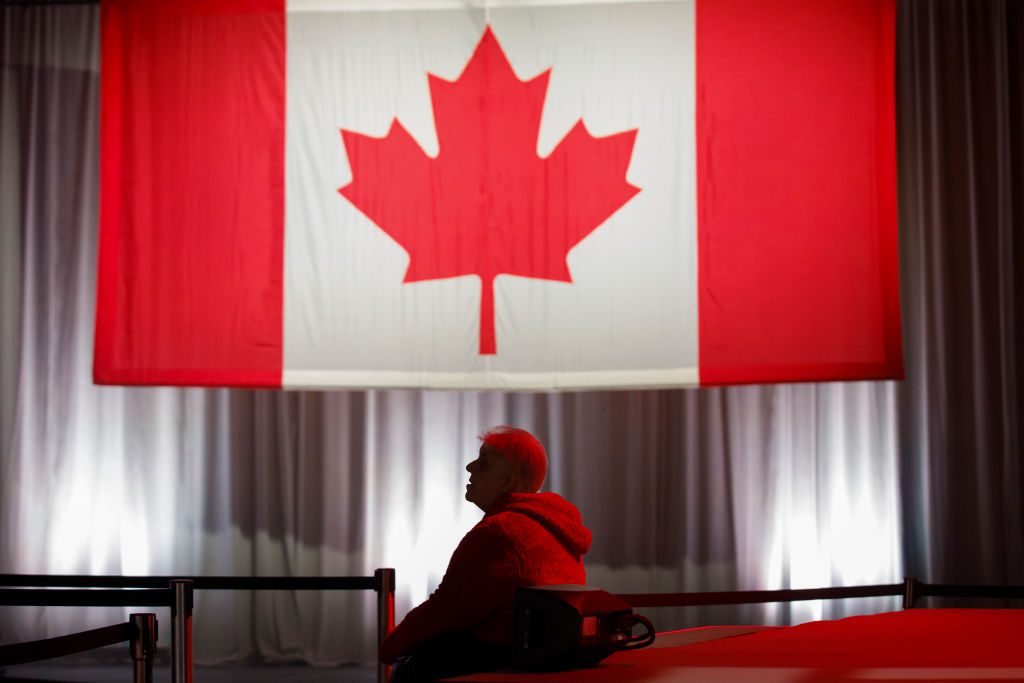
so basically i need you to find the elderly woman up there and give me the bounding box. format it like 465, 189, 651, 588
381, 426, 592, 682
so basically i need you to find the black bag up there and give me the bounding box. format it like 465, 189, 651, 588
512, 585, 655, 670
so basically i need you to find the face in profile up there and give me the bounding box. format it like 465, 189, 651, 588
465, 443, 517, 512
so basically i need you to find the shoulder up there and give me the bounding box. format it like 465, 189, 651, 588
442, 516, 524, 578
451, 513, 534, 559
469, 513, 520, 543
453, 516, 515, 555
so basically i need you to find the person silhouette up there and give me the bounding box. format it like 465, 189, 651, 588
380, 426, 592, 682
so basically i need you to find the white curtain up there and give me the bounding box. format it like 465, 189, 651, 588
1, 0, 1020, 666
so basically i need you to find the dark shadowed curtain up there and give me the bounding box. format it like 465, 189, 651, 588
1, 0, 1021, 665
895, 0, 1023, 583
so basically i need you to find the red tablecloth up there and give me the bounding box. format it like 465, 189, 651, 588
451, 609, 1024, 682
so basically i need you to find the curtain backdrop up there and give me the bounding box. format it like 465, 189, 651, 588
1, 0, 1021, 665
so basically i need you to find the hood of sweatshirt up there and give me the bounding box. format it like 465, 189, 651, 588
486, 492, 592, 557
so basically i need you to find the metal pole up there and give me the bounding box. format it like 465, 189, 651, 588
170, 580, 194, 683
129, 613, 157, 683
902, 576, 919, 609
375, 568, 395, 683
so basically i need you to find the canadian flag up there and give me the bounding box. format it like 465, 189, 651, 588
96, 0, 901, 390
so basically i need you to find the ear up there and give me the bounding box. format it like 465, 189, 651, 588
502, 470, 522, 494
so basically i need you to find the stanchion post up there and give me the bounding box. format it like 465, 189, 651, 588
129, 613, 157, 683
375, 568, 395, 683
170, 580, 194, 683
902, 576, 919, 609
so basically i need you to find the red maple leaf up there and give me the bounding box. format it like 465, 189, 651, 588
339, 27, 640, 355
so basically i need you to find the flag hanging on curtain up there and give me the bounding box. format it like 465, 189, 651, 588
95, 0, 901, 390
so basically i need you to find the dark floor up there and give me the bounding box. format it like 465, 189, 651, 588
0, 663, 376, 682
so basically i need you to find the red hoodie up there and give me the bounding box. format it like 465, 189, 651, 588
379, 492, 592, 664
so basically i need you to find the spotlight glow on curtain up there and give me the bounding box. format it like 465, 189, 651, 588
95, 0, 902, 390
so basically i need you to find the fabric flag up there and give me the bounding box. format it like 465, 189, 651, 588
95, 0, 901, 390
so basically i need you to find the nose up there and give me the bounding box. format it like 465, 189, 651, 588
466, 459, 476, 473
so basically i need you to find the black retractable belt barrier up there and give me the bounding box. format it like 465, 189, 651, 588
0, 587, 171, 606
619, 582, 904, 608
907, 579, 1024, 607
0, 571, 396, 683
0, 613, 159, 683
0, 621, 134, 666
